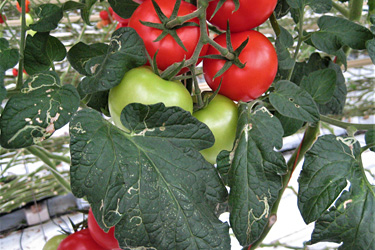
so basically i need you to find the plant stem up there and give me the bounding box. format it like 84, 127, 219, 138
332, 1, 350, 18
26, 146, 71, 193
269, 13, 281, 37
250, 123, 320, 249
287, 8, 305, 80
349, 0, 364, 21
17, 0, 27, 90
320, 115, 375, 131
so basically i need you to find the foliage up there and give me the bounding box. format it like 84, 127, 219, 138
0, 0, 374, 249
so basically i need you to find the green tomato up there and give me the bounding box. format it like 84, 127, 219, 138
25, 13, 36, 36
193, 94, 238, 164
108, 66, 193, 129
43, 234, 68, 250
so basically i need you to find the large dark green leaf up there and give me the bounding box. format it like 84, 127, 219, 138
79, 27, 147, 94
80, 0, 97, 25
216, 103, 287, 247
0, 71, 80, 149
67, 42, 109, 76
275, 26, 294, 71
0, 38, 19, 71
269, 80, 320, 122
69, 104, 230, 249
29, 4, 63, 32
0, 68, 5, 103
311, 16, 373, 54
24, 33, 66, 75
365, 129, 375, 152
298, 135, 375, 249
108, 0, 140, 19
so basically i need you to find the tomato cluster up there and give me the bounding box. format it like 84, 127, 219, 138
108, 0, 278, 163
43, 209, 119, 250
204, 0, 278, 102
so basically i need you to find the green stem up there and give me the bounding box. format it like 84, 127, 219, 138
332, 1, 350, 18
349, 0, 364, 21
287, 8, 305, 80
250, 123, 320, 250
269, 13, 281, 37
166, 7, 203, 28
26, 146, 71, 193
189, 65, 203, 108
320, 115, 375, 131
17, 0, 27, 89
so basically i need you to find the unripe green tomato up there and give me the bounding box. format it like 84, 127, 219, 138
42, 234, 68, 250
193, 94, 238, 164
25, 13, 36, 36
108, 66, 193, 130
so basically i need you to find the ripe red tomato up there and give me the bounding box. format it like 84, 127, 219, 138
88, 208, 121, 250
99, 10, 110, 21
207, 0, 277, 32
0, 14, 6, 24
128, 0, 207, 72
12, 68, 18, 77
57, 229, 106, 250
203, 30, 278, 102
16, 0, 30, 13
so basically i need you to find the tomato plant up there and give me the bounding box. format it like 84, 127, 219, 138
203, 30, 278, 102
57, 229, 106, 250
128, 0, 207, 72
207, 0, 278, 32
193, 94, 238, 164
42, 235, 68, 250
1, 0, 375, 250
108, 66, 193, 129
88, 208, 120, 250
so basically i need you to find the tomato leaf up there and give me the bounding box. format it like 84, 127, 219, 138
80, 0, 97, 25
67, 42, 109, 76
298, 135, 375, 249
61, 1, 86, 11
29, 4, 63, 32
291, 53, 347, 115
365, 130, 375, 152
286, 0, 332, 13
24, 33, 67, 75
0, 71, 80, 149
269, 80, 320, 123
275, 26, 294, 70
0, 38, 19, 71
311, 16, 373, 55
0, 68, 5, 103
108, 0, 139, 19
274, 112, 304, 137
78, 27, 147, 94
69, 104, 230, 249
217, 104, 287, 247
300, 68, 336, 104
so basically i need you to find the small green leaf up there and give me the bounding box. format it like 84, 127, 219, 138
0, 38, 9, 51
269, 80, 320, 123
365, 129, 375, 152
67, 42, 109, 76
29, 4, 63, 32
300, 68, 336, 104
79, 27, 147, 94
69, 104, 230, 249
217, 104, 287, 247
108, 0, 139, 19
0, 69, 5, 103
61, 1, 86, 11
0, 49, 19, 71
24, 33, 67, 75
80, 0, 97, 25
276, 27, 294, 70
274, 0, 291, 19
366, 39, 375, 64
0, 71, 80, 149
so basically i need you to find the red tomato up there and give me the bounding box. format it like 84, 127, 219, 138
99, 10, 110, 21
57, 229, 106, 250
88, 208, 121, 250
116, 21, 128, 30
203, 30, 278, 102
0, 14, 6, 24
207, 0, 277, 32
128, 0, 207, 72
16, 0, 30, 13
12, 68, 18, 77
